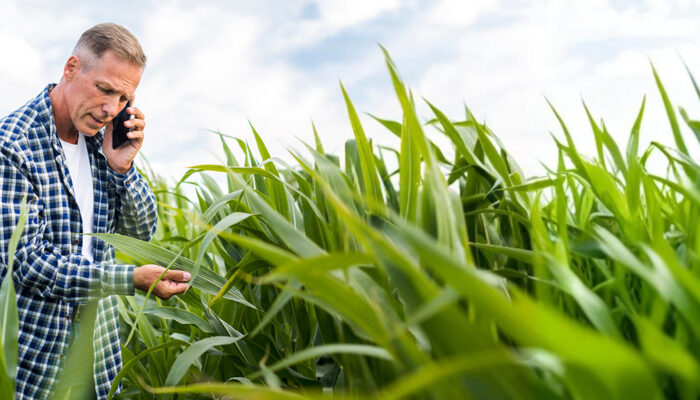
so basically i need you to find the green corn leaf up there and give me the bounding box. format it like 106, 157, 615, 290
635, 317, 700, 386
247, 281, 300, 338
679, 107, 700, 145
580, 160, 632, 224
311, 121, 326, 155
466, 111, 512, 186
426, 101, 478, 167
201, 189, 243, 223
378, 350, 533, 400
248, 344, 392, 380
228, 170, 325, 258
547, 99, 588, 177
0, 197, 27, 397
165, 336, 243, 387
367, 113, 402, 137
192, 212, 252, 289
380, 47, 432, 224
340, 82, 383, 205
261, 253, 375, 283
391, 216, 658, 399
625, 97, 646, 215
652, 63, 689, 156
595, 228, 700, 337
108, 340, 188, 399
469, 242, 535, 264
500, 177, 563, 193
251, 122, 290, 219
143, 306, 214, 333
681, 56, 700, 103
213, 229, 298, 266
184, 164, 278, 181
145, 382, 310, 400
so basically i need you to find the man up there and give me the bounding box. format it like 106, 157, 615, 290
0, 23, 190, 399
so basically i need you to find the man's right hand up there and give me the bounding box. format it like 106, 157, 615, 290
133, 264, 191, 300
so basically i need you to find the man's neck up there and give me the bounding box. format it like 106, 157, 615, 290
48, 83, 79, 144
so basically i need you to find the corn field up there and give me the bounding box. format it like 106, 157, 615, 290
4, 50, 700, 399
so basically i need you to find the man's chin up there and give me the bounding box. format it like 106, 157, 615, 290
78, 122, 104, 136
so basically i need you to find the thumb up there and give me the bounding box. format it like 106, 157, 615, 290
103, 122, 113, 146
165, 269, 191, 282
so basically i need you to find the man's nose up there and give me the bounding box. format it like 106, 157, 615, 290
102, 97, 121, 119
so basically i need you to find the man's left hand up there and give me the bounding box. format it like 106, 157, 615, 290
103, 105, 146, 174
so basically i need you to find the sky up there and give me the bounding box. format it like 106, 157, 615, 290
2, 0, 700, 182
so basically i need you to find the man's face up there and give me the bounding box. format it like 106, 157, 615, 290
64, 50, 143, 135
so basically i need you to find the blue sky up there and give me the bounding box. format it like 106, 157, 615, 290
2, 0, 700, 180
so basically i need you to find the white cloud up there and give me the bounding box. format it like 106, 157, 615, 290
316, 0, 402, 28
0, 32, 44, 86
428, 0, 500, 27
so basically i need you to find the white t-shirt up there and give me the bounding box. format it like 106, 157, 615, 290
59, 133, 94, 262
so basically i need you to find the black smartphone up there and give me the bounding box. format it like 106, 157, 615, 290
112, 100, 132, 149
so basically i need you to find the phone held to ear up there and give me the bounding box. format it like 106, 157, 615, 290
112, 100, 133, 149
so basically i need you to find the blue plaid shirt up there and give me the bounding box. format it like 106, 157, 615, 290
0, 84, 157, 399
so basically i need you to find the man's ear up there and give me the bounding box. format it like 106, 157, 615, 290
64, 55, 81, 80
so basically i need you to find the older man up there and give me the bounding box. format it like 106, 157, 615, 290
0, 23, 190, 399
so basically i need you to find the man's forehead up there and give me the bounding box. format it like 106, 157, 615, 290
90, 52, 142, 87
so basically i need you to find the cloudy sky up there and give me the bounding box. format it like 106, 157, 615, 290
2, 0, 700, 181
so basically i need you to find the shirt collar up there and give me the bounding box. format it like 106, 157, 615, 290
41, 84, 63, 156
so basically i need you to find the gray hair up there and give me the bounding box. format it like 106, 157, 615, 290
72, 23, 146, 69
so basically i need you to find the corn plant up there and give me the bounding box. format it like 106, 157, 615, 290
96, 51, 700, 400
0, 198, 28, 399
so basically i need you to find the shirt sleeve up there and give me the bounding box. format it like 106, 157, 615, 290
108, 164, 158, 242
0, 147, 135, 301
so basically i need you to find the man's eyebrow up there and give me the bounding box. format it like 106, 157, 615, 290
96, 80, 115, 89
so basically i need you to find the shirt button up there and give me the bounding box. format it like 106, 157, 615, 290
74, 239, 79, 245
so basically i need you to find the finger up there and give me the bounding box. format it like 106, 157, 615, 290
125, 117, 145, 131
158, 281, 188, 298
164, 269, 191, 282
102, 123, 114, 153
103, 118, 113, 138
127, 106, 145, 121
169, 282, 189, 293
127, 130, 144, 142
156, 291, 173, 300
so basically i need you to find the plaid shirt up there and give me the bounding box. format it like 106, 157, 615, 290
0, 84, 157, 399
